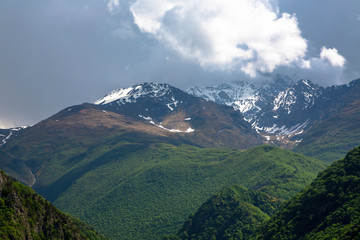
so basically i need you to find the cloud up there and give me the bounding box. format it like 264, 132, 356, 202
130, 0, 308, 77
285, 47, 346, 86
107, 0, 120, 13
320, 46, 346, 67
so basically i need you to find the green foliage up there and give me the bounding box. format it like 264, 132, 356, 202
252, 145, 360, 239
174, 185, 280, 240
0, 170, 107, 240
29, 143, 325, 240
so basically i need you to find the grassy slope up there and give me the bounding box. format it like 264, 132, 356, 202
253, 145, 360, 240
45, 144, 326, 239
0, 170, 107, 240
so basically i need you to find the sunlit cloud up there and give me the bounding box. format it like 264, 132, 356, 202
130, 0, 308, 77
320, 46, 346, 67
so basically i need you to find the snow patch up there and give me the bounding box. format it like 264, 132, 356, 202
258, 119, 310, 135
29, 169, 36, 187
138, 115, 195, 133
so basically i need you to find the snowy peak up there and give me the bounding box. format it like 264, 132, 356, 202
187, 76, 293, 123
95, 82, 174, 105
187, 81, 258, 106
272, 79, 323, 114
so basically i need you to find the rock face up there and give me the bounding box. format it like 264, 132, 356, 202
0, 170, 107, 240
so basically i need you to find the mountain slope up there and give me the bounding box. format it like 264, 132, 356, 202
50, 144, 325, 239
170, 185, 280, 240
0, 83, 262, 187
0, 127, 28, 147
0, 82, 326, 239
189, 78, 360, 160
294, 79, 360, 162
94, 82, 262, 148
253, 145, 360, 239
0, 170, 107, 240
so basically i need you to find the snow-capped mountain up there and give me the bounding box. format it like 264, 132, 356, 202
93, 82, 262, 148
187, 75, 293, 123
188, 77, 360, 148
94, 82, 192, 124
254, 79, 324, 134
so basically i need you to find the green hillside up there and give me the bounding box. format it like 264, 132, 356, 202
253, 145, 360, 239
167, 185, 280, 240
40, 144, 325, 239
0, 170, 107, 240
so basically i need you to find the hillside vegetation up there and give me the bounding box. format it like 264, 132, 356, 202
44, 144, 325, 239
253, 145, 360, 239
166, 185, 280, 240
0, 170, 107, 240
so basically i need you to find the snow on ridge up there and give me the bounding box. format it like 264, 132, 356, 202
187, 81, 259, 107
273, 89, 297, 114
257, 119, 310, 136
95, 87, 133, 105
94, 82, 173, 105
0, 131, 12, 146
138, 115, 195, 133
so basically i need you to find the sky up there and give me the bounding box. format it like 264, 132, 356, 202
0, 0, 359, 128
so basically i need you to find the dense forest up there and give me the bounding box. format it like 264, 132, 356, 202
0, 170, 107, 240
166, 145, 360, 240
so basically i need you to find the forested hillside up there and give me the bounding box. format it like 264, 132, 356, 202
0, 170, 107, 240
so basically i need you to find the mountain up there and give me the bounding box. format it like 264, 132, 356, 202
167, 185, 280, 240
187, 77, 321, 148
253, 144, 360, 239
294, 79, 360, 162
187, 75, 293, 125
0, 82, 325, 239
0, 83, 262, 186
189, 78, 360, 161
94, 82, 262, 149
0, 169, 107, 240
0, 126, 28, 147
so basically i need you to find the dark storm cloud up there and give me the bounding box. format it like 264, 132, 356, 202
0, 0, 359, 127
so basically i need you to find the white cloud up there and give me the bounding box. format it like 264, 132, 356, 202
130, 0, 308, 77
320, 46, 346, 67
107, 0, 120, 13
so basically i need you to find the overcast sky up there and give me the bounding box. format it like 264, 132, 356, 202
1, 0, 359, 128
